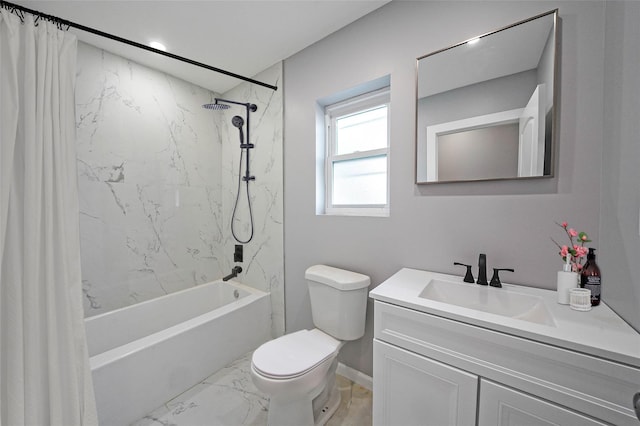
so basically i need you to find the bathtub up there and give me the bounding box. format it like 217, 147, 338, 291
85, 280, 271, 426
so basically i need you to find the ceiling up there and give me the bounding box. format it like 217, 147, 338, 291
11, 0, 390, 93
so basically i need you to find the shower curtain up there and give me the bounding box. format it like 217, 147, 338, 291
0, 10, 97, 425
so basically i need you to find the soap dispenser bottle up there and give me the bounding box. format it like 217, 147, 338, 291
557, 255, 578, 304
580, 248, 601, 306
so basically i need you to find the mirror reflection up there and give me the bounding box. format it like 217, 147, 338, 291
416, 10, 558, 184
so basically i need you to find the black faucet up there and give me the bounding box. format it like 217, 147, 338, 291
477, 253, 488, 285
223, 266, 242, 281
490, 268, 515, 288
454, 262, 475, 283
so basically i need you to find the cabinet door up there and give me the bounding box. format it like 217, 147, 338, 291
478, 379, 608, 426
373, 340, 478, 426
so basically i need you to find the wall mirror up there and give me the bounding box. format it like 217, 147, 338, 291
416, 9, 558, 184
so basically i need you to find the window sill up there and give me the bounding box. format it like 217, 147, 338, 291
322, 207, 389, 218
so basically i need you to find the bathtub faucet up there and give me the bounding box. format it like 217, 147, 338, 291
223, 266, 242, 281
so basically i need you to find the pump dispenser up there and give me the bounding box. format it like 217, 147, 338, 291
581, 248, 601, 306
557, 256, 578, 304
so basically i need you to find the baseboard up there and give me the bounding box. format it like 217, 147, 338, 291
337, 363, 373, 391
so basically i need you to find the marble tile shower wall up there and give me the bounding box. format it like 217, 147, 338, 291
76, 42, 225, 316
75, 43, 285, 337
219, 64, 284, 337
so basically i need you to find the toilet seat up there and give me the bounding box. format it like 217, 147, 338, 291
252, 329, 340, 379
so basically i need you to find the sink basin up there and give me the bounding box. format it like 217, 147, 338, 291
418, 279, 556, 327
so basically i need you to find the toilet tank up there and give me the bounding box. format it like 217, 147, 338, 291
305, 265, 370, 341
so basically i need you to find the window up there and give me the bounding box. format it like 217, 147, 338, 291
324, 88, 390, 216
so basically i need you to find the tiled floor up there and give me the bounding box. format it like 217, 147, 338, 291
132, 352, 372, 426
326, 375, 372, 426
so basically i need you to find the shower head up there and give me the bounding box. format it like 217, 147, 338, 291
203, 98, 257, 115
202, 102, 230, 110
232, 116, 244, 128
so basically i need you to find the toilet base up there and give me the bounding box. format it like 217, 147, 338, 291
264, 359, 342, 426
313, 380, 341, 426
266, 378, 341, 426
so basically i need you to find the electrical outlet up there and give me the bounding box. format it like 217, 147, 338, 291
234, 244, 243, 263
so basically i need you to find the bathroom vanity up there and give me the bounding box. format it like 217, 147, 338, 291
369, 268, 640, 426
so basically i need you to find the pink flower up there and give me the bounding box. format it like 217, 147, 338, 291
575, 246, 589, 257
553, 221, 592, 270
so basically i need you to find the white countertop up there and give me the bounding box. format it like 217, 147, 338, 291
369, 268, 640, 368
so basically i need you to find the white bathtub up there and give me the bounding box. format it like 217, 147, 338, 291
85, 280, 271, 426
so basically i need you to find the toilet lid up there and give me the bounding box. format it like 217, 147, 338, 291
252, 330, 339, 379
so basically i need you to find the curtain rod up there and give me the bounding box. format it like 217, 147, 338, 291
0, 0, 278, 91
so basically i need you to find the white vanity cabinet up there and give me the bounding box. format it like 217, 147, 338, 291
478, 379, 606, 426
374, 331, 608, 426
371, 297, 640, 426
373, 339, 477, 426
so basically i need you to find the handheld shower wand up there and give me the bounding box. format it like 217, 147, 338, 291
232, 115, 244, 132
231, 115, 254, 182
203, 98, 257, 243
232, 115, 245, 144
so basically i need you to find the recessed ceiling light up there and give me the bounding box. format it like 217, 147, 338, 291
467, 37, 481, 46
149, 41, 167, 51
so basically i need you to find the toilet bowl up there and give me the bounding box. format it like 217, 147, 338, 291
251, 329, 343, 425
250, 265, 370, 426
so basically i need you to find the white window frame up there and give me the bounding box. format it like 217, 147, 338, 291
324, 87, 390, 217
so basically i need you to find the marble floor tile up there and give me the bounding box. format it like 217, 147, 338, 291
326, 375, 372, 426
132, 352, 372, 426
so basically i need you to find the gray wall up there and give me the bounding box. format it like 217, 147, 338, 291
416, 69, 537, 181
538, 24, 556, 114
284, 1, 607, 376
600, 2, 640, 332
437, 124, 519, 181
418, 69, 537, 128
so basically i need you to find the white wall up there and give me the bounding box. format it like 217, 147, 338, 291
219, 63, 285, 337
284, 1, 606, 376
76, 43, 224, 315
600, 1, 640, 332
76, 45, 284, 336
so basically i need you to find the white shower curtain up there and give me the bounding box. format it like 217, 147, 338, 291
0, 10, 98, 425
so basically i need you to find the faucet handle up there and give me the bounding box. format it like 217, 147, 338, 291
490, 268, 514, 288
454, 262, 474, 283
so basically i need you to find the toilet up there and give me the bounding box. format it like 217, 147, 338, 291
251, 265, 370, 426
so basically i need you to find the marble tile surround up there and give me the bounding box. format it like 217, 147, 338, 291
132, 353, 372, 426
218, 65, 284, 337
75, 42, 284, 337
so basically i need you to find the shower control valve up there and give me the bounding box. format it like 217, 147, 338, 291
234, 245, 243, 263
